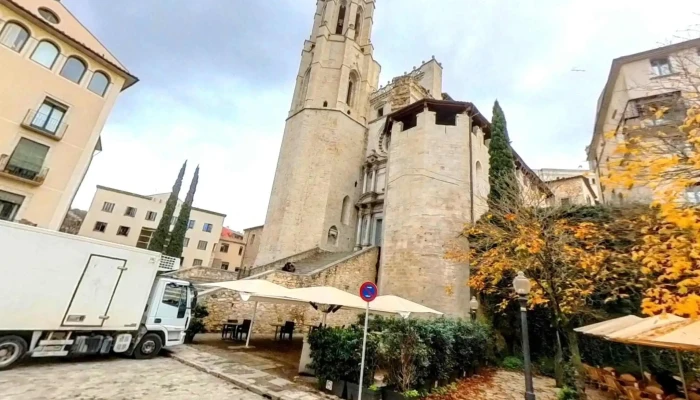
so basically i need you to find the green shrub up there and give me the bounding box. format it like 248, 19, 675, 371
535, 356, 556, 378
501, 356, 524, 370
453, 319, 493, 374
185, 304, 209, 342
308, 327, 379, 385
558, 386, 578, 400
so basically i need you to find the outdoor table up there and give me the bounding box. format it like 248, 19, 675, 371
271, 323, 285, 340
222, 323, 242, 340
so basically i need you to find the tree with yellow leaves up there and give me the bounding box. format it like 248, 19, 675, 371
601, 37, 700, 318
449, 183, 648, 395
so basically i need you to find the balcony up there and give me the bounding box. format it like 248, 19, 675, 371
20, 109, 68, 140
0, 154, 49, 186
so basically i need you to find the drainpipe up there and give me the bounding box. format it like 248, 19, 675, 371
468, 112, 475, 222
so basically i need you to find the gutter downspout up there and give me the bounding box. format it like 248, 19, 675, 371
468, 112, 475, 223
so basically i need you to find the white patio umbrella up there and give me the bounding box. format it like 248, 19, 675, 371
370, 295, 443, 318
202, 280, 292, 347
283, 286, 378, 325
574, 315, 643, 336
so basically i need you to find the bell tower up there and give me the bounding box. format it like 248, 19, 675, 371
255, 0, 381, 266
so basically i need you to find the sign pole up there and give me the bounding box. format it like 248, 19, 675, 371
358, 301, 370, 400
357, 282, 377, 400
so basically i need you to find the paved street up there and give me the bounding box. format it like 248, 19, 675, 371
0, 356, 264, 400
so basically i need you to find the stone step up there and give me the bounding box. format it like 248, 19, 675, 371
288, 251, 356, 274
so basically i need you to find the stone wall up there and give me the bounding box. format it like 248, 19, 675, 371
379, 110, 472, 317
173, 266, 241, 283
200, 247, 378, 333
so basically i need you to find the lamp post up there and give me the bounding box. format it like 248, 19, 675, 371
469, 296, 479, 321
513, 271, 535, 400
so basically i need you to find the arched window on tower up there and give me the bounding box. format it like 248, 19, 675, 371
354, 8, 363, 41
341, 196, 351, 225
298, 68, 310, 109
336, 1, 347, 35
327, 226, 339, 246
346, 71, 359, 108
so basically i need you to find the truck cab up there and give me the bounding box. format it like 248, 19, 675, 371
143, 277, 195, 348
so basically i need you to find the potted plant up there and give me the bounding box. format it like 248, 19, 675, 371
184, 304, 209, 343
346, 382, 382, 400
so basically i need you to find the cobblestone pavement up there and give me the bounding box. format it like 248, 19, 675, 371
0, 356, 264, 400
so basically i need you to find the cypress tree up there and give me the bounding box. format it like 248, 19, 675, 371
149, 161, 186, 253
166, 166, 199, 258
487, 100, 519, 208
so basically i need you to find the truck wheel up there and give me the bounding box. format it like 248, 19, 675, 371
134, 333, 162, 359
0, 336, 27, 371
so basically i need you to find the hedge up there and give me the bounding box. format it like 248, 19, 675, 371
308, 317, 494, 394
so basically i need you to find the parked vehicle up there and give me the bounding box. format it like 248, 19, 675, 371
0, 221, 195, 370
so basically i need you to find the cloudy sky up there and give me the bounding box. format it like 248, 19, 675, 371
65, 0, 700, 231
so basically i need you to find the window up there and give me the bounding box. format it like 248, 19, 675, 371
183, 237, 190, 247
193, 259, 203, 266
187, 219, 195, 229
88, 71, 110, 96
93, 221, 107, 232
31, 99, 66, 134
197, 240, 208, 250
561, 198, 571, 205
336, 2, 346, 34
251, 234, 256, 244
124, 207, 136, 217
238, 246, 243, 255
102, 202, 115, 213
297, 68, 310, 109
611, 109, 618, 120
117, 226, 130, 236
221, 262, 230, 271
0, 190, 24, 221
346, 72, 358, 107
341, 196, 351, 225
6, 138, 49, 181
377, 107, 384, 118
60, 56, 87, 83
38, 8, 60, 24
162, 282, 188, 319
30, 41, 59, 69
203, 223, 213, 232
685, 185, 700, 204
327, 225, 339, 246
0, 22, 29, 52
354, 9, 363, 41
136, 228, 155, 249
220, 243, 229, 253
650, 58, 672, 77
145, 211, 157, 221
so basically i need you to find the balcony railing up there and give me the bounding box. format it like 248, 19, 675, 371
0, 154, 49, 186
20, 109, 68, 140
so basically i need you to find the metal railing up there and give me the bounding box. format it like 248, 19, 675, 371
21, 109, 68, 140
0, 154, 49, 185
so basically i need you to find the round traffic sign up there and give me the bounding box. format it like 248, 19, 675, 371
359, 281, 378, 302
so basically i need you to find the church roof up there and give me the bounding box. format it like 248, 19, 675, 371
382, 98, 491, 136
2, 0, 138, 90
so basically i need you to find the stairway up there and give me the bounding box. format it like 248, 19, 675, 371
288, 250, 356, 274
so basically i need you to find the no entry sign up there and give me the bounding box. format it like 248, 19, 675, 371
359, 281, 378, 302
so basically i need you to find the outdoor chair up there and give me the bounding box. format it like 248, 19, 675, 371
279, 321, 295, 341
583, 364, 601, 387
236, 319, 252, 341
221, 319, 239, 340
604, 374, 629, 399
624, 386, 644, 400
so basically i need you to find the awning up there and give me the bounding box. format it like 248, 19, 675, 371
574, 315, 643, 336
371, 295, 443, 317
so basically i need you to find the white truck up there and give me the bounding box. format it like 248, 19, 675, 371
0, 220, 196, 370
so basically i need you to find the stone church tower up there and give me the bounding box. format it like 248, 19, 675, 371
255, 0, 381, 265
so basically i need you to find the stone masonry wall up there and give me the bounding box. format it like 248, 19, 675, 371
379, 110, 471, 317
201, 247, 378, 333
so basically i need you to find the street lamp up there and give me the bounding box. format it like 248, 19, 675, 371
513, 271, 535, 400
469, 296, 479, 321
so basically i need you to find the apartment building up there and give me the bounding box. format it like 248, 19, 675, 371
588, 38, 700, 204
0, 0, 137, 228
79, 186, 226, 268
210, 227, 245, 271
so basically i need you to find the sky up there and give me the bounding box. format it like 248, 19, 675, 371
65, 0, 700, 231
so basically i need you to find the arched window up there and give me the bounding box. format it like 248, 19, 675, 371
327, 226, 339, 246
60, 56, 87, 83
30, 41, 59, 69
354, 9, 363, 41
88, 71, 110, 96
38, 8, 60, 24
0, 22, 30, 52
298, 68, 310, 109
336, 1, 346, 35
346, 71, 359, 107
341, 196, 351, 225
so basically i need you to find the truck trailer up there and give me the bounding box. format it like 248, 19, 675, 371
0, 220, 195, 370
